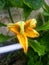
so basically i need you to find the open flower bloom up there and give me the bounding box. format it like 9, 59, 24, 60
7, 19, 39, 53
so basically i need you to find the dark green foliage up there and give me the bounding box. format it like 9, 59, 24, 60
37, 31, 49, 52
0, 0, 5, 9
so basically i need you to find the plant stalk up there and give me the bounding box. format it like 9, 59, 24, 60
7, 8, 14, 23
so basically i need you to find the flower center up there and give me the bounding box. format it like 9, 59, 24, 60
17, 21, 25, 35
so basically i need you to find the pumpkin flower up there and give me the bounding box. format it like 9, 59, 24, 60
7, 19, 39, 53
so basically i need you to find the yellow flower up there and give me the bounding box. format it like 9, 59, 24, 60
7, 19, 39, 53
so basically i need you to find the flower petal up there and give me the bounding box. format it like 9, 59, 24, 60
25, 19, 37, 28
17, 33, 28, 53
25, 27, 39, 38
7, 23, 20, 34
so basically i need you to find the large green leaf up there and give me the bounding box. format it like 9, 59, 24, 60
0, 22, 7, 27
23, 0, 44, 10
0, 0, 13, 9
23, 4, 32, 20
37, 21, 49, 31
28, 39, 45, 56
0, 34, 12, 42
9, 0, 23, 8
4, 0, 13, 9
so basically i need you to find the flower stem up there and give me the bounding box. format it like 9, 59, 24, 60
7, 8, 14, 23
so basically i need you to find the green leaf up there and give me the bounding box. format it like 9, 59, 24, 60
9, 0, 23, 8
0, 34, 12, 42
43, 1, 49, 13
23, 0, 44, 10
37, 21, 49, 31
43, 11, 49, 16
0, 22, 7, 27
0, 0, 5, 9
28, 39, 45, 56
23, 4, 32, 20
